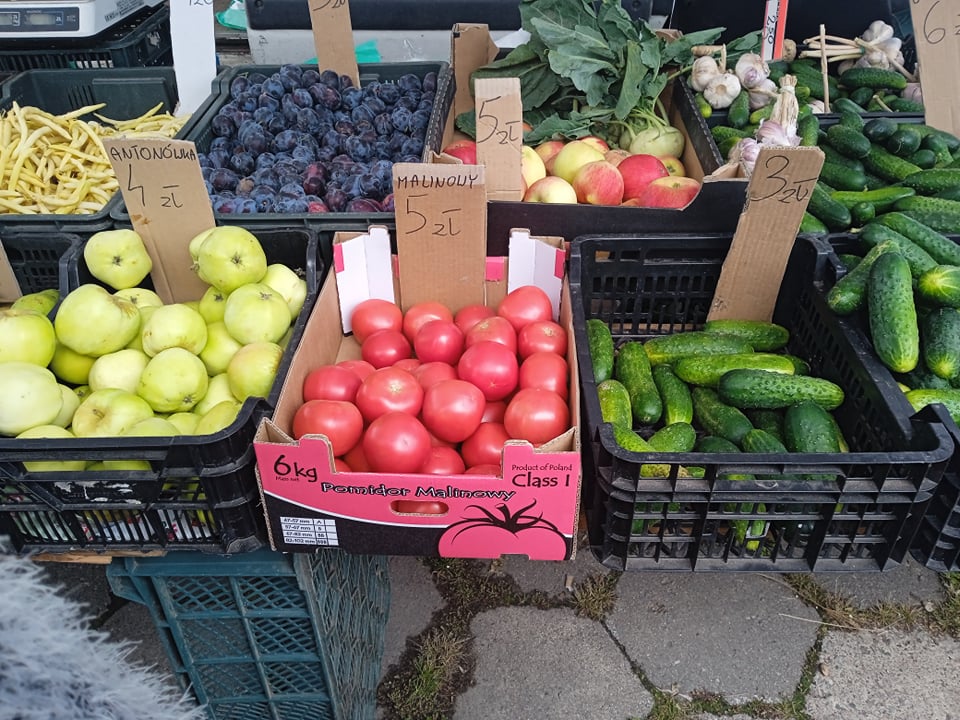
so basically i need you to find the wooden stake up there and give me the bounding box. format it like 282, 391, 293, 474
819, 24, 830, 113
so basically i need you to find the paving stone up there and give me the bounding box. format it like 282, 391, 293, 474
35, 560, 114, 617
608, 574, 819, 703
807, 629, 960, 720
102, 599, 180, 691
453, 607, 653, 720
380, 556, 444, 677
812, 554, 945, 609
693, 715, 756, 720
497, 536, 611, 595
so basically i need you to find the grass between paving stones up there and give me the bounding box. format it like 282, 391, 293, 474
377, 557, 620, 720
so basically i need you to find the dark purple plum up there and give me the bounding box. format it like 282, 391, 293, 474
302, 173, 325, 196
272, 129, 299, 153
209, 168, 239, 192
252, 168, 279, 189
422, 71, 437, 93
409, 109, 432, 134
375, 83, 400, 105
340, 86, 363, 110
362, 96, 386, 115
278, 73, 298, 93
273, 197, 310, 213
351, 104, 376, 125
235, 176, 255, 196
324, 187, 348, 211
210, 114, 236, 138
212, 196, 238, 213
381, 193, 395, 212
209, 136, 231, 151
401, 136, 424, 158
247, 71, 268, 85
229, 151, 256, 176
344, 135, 375, 162
391, 106, 412, 133
235, 198, 259, 213
254, 152, 277, 169
309, 83, 341, 110
319, 70, 340, 89
373, 113, 393, 136
307, 198, 330, 213
346, 197, 381, 213
251, 185, 278, 212
279, 182, 306, 199
339, 74, 354, 89
262, 76, 285, 99
207, 147, 231, 168
229, 75, 249, 100
237, 94, 258, 113
292, 143, 316, 164
265, 112, 287, 135
258, 93, 281, 112
291, 88, 314, 108
301, 69, 322, 86
397, 74, 422, 92
296, 107, 322, 134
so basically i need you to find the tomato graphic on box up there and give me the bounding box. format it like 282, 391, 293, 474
437, 500, 570, 560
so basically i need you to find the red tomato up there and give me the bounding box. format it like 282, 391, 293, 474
392, 500, 448, 514
497, 285, 553, 332
455, 304, 495, 334
343, 442, 371, 472
337, 359, 376, 381
428, 431, 456, 448
465, 316, 517, 353
504, 388, 569, 445
361, 328, 412, 369
481, 400, 507, 423
464, 464, 501, 476
351, 298, 402, 343
519, 351, 569, 399
421, 379, 485, 443
302, 364, 362, 403
402, 301, 453, 343
461, 422, 510, 468
291, 399, 363, 455
419, 446, 467, 475
457, 341, 519, 402
363, 412, 432, 473
413, 361, 458, 390
333, 458, 352, 472
517, 320, 568, 359
414, 319, 464, 365
355, 367, 424, 422
393, 357, 422, 373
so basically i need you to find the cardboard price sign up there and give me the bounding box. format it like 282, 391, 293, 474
392, 163, 487, 312
0, 242, 21, 302
475, 77, 524, 201
169, 0, 217, 116
910, 0, 960, 136
308, 0, 359, 88
103, 138, 213, 303
708, 145, 824, 322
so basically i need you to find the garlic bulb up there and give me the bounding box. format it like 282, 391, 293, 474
781, 39, 797, 63
748, 78, 778, 110
735, 53, 770, 90
862, 20, 894, 44
690, 56, 721, 92
903, 83, 923, 105
807, 99, 826, 114
703, 72, 742, 109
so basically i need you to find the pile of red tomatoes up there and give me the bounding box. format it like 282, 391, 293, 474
292, 285, 571, 475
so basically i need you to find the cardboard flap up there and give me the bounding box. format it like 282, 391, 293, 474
910, 0, 960, 135
169, 0, 217, 116
333, 226, 394, 334
0, 242, 21, 303
451, 23, 500, 117
308, 0, 359, 87
709, 145, 824, 322
507, 229, 564, 321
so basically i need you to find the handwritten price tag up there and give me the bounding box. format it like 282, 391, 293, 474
475, 77, 524, 201
910, 0, 960, 136
708, 145, 824, 322
169, 0, 217, 115
308, 0, 359, 87
104, 138, 213, 303
761, 0, 789, 61
392, 162, 487, 311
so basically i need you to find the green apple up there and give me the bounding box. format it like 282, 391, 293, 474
0, 362, 63, 436
115, 287, 163, 309
88, 348, 150, 394
227, 341, 283, 401
188, 226, 217, 263
167, 411, 200, 435
198, 286, 229, 324
136, 347, 209, 413
49, 342, 96, 385
0, 308, 57, 366
71, 388, 154, 437
193, 372, 237, 416
74, 385, 92, 402
261, 263, 308, 318
52, 384, 81, 428
141, 303, 208, 357
11, 288, 59, 315
199, 321, 242, 376
83, 228, 153, 290
126, 305, 157, 351
223, 283, 291, 345
102, 417, 178, 470
194, 226, 267, 293
16, 425, 86, 472
194, 400, 242, 436
54, 284, 140, 357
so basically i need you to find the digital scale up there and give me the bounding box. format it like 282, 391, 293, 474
0, 0, 165, 38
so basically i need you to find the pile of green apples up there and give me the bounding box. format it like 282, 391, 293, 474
0, 226, 307, 471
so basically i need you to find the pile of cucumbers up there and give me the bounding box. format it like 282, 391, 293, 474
585, 317, 849, 482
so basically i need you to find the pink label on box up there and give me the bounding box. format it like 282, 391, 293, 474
255, 438, 580, 560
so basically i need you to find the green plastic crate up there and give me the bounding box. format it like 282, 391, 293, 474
107, 549, 390, 720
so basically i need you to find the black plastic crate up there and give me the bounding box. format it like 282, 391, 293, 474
107, 549, 389, 720
111, 61, 454, 232
0, 227, 323, 555
0, 230, 81, 294
0, 4, 172, 71
570, 233, 954, 572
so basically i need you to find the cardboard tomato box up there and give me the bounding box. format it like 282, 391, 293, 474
254, 226, 582, 560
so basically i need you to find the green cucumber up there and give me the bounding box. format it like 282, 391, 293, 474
825, 124, 872, 159
877, 213, 960, 266
703, 319, 789, 351
921, 308, 960, 380
652, 364, 693, 426
849, 86, 875, 107
839, 67, 907, 91
643, 331, 754, 365
826, 239, 899, 315
741, 428, 790, 454
908, 149, 938, 170
808, 182, 853, 231
711, 125, 751, 144
868, 251, 920, 373
717, 369, 845, 410
647, 422, 697, 452
747, 409, 785, 443
694, 92, 712, 118
783, 400, 842, 480
800, 211, 829, 235
851, 201, 876, 226
894, 195, 960, 233
905, 388, 960, 424
899, 168, 960, 195
674, 353, 795, 387
818, 142, 867, 172
586, 319, 614, 383
727, 90, 751, 129
859, 222, 938, 277
898, 365, 954, 391
798, 113, 820, 147
615, 341, 662, 426
783, 355, 812, 376
691, 387, 754, 445
695, 435, 742, 453
790, 62, 839, 100
886, 127, 922, 157
921, 135, 954, 167
834, 99, 867, 120
863, 117, 899, 143
917, 264, 960, 308
887, 97, 925, 113
597, 379, 633, 429
819, 161, 868, 191
936, 186, 960, 201
749, 104, 774, 125
829, 187, 916, 211
837, 253, 864, 272
863, 144, 923, 183
900, 123, 960, 154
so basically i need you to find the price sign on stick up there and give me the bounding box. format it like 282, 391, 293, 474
169, 0, 218, 116
475, 77, 524, 201
708, 145, 824, 322
308, 0, 359, 88
910, 0, 960, 136
104, 138, 214, 304
392, 162, 487, 312
761, 0, 790, 61
0, 242, 21, 302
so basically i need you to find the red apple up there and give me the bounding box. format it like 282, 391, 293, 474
658, 155, 687, 177
618, 154, 670, 201
551, 140, 605, 184
572, 160, 624, 205
580, 135, 611, 155
443, 139, 477, 164
534, 140, 565, 165
523, 176, 578, 204
635, 176, 701, 209
604, 148, 631, 168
